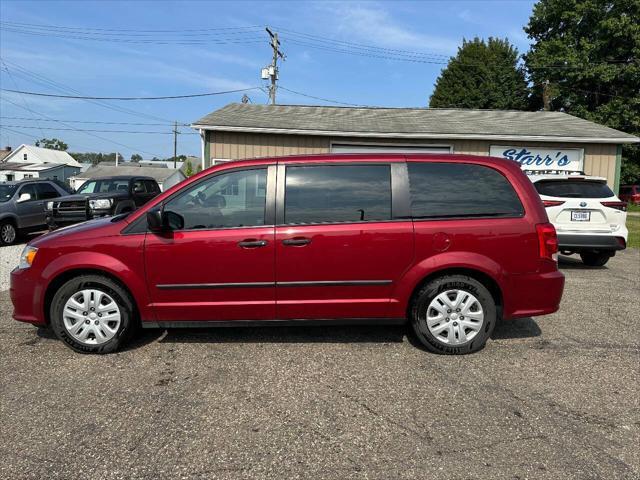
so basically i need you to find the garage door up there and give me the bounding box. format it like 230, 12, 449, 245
331, 143, 451, 154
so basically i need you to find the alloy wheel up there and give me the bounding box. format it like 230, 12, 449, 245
1, 224, 16, 244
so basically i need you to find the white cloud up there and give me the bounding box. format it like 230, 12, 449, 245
319, 2, 459, 54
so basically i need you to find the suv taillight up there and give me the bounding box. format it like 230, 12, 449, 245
542, 200, 565, 208
601, 201, 627, 211
536, 223, 558, 262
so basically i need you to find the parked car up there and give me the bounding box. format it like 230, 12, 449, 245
618, 184, 640, 205
11, 154, 565, 355
530, 173, 628, 266
45, 175, 161, 229
0, 179, 73, 245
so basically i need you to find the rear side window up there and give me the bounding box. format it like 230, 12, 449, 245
408, 163, 524, 218
534, 180, 614, 198
144, 180, 159, 193
284, 165, 391, 224
36, 183, 61, 199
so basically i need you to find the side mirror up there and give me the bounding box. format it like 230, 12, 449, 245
146, 208, 184, 232
17, 193, 32, 203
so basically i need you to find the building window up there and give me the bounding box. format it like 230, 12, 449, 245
23, 153, 28, 161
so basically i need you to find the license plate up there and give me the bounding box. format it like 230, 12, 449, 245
571, 211, 590, 222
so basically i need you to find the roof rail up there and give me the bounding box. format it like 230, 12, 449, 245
523, 169, 586, 176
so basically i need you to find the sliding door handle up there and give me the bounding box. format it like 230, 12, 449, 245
282, 237, 311, 246
238, 239, 268, 248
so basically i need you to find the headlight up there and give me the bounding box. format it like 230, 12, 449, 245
89, 199, 113, 209
45, 201, 54, 211
18, 246, 38, 269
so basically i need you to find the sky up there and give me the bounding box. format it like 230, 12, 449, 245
0, 0, 537, 159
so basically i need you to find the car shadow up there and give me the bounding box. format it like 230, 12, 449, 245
558, 254, 608, 270
491, 317, 541, 339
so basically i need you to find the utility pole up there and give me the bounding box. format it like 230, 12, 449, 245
173, 121, 179, 169
542, 80, 551, 111
264, 27, 285, 105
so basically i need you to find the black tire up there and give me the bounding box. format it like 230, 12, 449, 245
579, 251, 611, 267
410, 275, 497, 355
0, 220, 18, 245
50, 275, 136, 354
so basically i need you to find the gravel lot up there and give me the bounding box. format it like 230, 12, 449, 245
0, 250, 638, 479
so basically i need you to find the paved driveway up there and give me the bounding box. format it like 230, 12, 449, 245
0, 250, 638, 479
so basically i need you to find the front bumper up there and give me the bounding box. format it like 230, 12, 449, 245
10, 266, 46, 325
557, 234, 626, 252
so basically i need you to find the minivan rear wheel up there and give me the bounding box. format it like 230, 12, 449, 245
411, 275, 497, 354
50, 275, 135, 354
579, 251, 611, 267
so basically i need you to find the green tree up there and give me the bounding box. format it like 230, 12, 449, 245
184, 159, 194, 177
429, 37, 529, 110
35, 138, 68, 151
524, 0, 640, 184
130, 154, 142, 162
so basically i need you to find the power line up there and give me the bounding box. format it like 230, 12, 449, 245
0, 124, 198, 134
0, 116, 186, 126
278, 86, 365, 106
0, 20, 262, 33
0, 86, 262, 100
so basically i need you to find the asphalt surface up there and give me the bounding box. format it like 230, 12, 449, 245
1, 251, 638, 480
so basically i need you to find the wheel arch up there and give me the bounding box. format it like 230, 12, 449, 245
404, 267, 503, 320
43, 268, 141, 326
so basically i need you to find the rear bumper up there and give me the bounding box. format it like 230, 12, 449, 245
503, 269, 565, 320
557, 234, 626, 252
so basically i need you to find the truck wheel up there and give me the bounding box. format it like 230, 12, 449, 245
411, 275, 497, 355
580, 251, 611, 267
0, 221, 17, 245
50, 275, 136, 354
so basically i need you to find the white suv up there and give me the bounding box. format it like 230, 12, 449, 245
529, 172, 628, 266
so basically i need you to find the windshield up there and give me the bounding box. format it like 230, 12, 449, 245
0, 185, 18, 203
534, 180, 614, 199
77, 179, 129, 194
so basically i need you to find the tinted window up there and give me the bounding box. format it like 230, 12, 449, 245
37, 183, 61, 199
408, 163, 524, 218
144, 180, 159, 193
284, 165, 391, 224
165, 168, 267, 230
18, 184, 38, 201
534, 180, 614, 199
132, 180, 145, 193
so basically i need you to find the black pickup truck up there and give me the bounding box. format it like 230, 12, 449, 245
45, 176, 161, 229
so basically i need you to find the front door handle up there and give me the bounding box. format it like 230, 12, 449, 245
282, 237, 311, 246
238, 239, 268, 248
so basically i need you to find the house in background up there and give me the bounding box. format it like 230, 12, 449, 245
69, 164, 186, 191
193, 103, 640, 192
0, 144, 82, 182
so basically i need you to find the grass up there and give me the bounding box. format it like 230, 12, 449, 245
627, 215, 640, 249
627, 203, 640, 214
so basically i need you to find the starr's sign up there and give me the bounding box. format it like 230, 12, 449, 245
490, 146, 584, 171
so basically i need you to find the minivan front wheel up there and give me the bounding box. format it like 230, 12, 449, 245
411, 275, 497, 354
50, 275, 135, 354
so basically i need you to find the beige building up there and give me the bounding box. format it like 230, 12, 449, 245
193, 104, 639, 192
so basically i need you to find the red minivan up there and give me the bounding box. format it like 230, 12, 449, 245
11, 154, 564, 355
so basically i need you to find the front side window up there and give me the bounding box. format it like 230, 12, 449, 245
284, 165, 392, 224
534, 180, 614, 199
165, 168, 267, 230
408, 162, 524, 218
18, 184, 38, 201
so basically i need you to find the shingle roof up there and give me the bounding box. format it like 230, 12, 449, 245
73, 165, 185, 183
193, 104, 639, 144
2, 144, 82, 167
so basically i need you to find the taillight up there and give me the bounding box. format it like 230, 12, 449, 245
542, 200, 565, 208
536, 223, 558, 262
601, 201, 627, 211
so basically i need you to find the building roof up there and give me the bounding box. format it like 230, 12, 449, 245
0, 149, 11, 162
0, 161, 71, 172
73, 165, 185, 183
2, 144, 82, 167
193, 103, 639, 144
